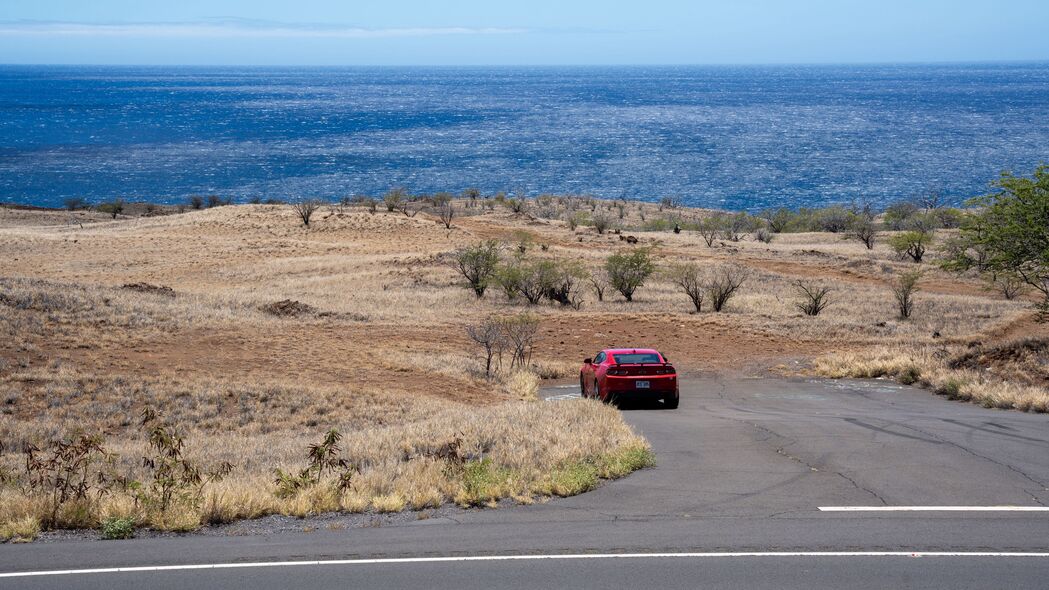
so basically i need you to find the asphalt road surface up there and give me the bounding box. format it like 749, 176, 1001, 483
3, 376, 1049, 589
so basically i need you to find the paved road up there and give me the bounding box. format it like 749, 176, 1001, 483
3, 376, 1049, 589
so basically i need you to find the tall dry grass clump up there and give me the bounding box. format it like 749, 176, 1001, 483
813, 342, 1049, 413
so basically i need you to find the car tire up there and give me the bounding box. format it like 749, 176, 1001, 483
663, 395, 679, 410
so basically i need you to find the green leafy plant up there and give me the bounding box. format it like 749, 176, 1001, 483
126, 409, 233, 516
606, 248, 656, 302
274, 429, 354, 498
101, 516, 135, 540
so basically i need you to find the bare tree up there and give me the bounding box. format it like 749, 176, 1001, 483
891, 270, 922, 319
500, 314, 540, 370
707, 264, 749, 312
437, 201, 455, 229
667, 262, 707, 312
589, 268, 610, 302
293, 200, 320, 227
987, 271, 1026, 300
466, 317, 505, 378
794, 281, 833, 316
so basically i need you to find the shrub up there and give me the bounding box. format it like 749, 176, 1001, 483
847, 212, 878, 249
101, 516, 135, 540
707, 264, 749, 312
293, 200, 320, 227
891, 270, 922, 319
543, 259, 588, 309
794, 281, 833, 316
986, 271, 1026, 300
667, 262, 707, 312
437, 201, 455, 229
499, 314, 540, 370
760, 208, 794, 233
63, 197, 88, 211
21, 433, 118, 529
98, 199, 125, 219
384, 188, 413, 215
884, 200, 920, 230
943, 166, 1049, 319
451, 240, 501, 298
592, 211, 614, 234
814, 205, 851, 233
589, 268, 610, 302
188, 195, 205, 210
274, 429, 353, 499
466, 317, 506, 377
754, 226, 774, 244
898, 366, 922, 385
888, 230, 933, 263
566, 211, 585, 231
205, 195, 231, 208
722, 212, 755, 241
697, 214, 726, 247
606, 249, 656, 302
127, 409, 234, 518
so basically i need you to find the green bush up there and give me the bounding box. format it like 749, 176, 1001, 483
101, 516, 135, 540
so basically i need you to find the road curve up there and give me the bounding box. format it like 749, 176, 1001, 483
3, 375, 1049, 589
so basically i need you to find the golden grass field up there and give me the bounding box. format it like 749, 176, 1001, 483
1, 198, 1046, 540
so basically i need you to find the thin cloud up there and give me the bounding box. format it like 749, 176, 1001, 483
0, 19, 529, 39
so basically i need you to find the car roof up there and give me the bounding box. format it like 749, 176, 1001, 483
604, 348, 661, 355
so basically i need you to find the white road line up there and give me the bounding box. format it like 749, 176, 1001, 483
820, 506, 1049, 512
4, 552, 1049, 578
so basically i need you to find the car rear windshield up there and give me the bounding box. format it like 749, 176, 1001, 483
612, 353, 662, 364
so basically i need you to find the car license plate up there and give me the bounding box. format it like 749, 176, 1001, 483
636, 380, 650, 389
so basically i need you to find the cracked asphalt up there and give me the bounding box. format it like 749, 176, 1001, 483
4, 376, 1049, 589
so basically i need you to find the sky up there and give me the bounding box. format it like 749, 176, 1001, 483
1, 0, 1047, 65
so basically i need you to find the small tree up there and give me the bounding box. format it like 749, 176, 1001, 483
891, 270, 922, 319
188, 195, 205, 210
452, 240, 501, 298
544, 259, 588, 309
888, 230, 933, 263
760, 208, 794, 233
943, 166, 1049, 319
437, 201, 455, 229
847, 212, 878, 249
794, 281, 833, 316
589, 268, 610, 302
294, 200, 320, 227
98, 199, 125, 219
606, 249, 656, 302
707, 264, 749, 312
697, 214, 726, 247
754, 227, 774, 244
667, 262, 707, 312
466, 317, 506, 378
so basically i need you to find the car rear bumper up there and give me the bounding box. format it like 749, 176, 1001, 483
604, 376, 677, 399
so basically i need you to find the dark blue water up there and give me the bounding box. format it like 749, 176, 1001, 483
2, 64, 1047, 210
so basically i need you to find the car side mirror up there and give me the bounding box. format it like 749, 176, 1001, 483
583, 358, 593, 365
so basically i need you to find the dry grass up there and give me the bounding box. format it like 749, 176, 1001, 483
1, 199, 1046, 536
813, 341, 1049, 412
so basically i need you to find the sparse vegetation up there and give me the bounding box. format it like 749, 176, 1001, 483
667, 262, 707, 313
889, 229, 933, 263
98, 199, 125, 219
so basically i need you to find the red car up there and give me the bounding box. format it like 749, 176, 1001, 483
580, 348, 679, 409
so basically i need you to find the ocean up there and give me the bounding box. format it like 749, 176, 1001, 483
1, 63, 1047, 210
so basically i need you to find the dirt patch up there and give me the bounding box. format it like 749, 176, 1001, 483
120, 282, 176, 297
260, 299, 317, 317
